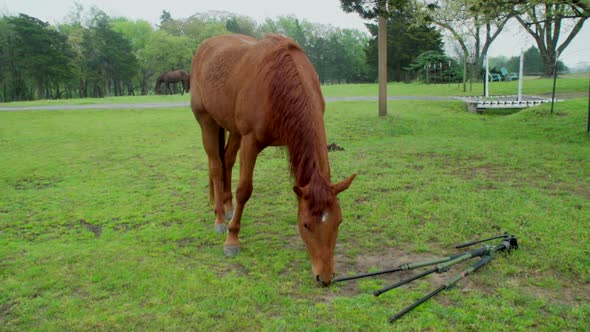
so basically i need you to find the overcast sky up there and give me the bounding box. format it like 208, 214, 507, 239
2, 0, 589, 67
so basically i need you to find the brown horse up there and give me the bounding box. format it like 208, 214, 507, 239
190, 34, 355, 286
156, 70, 190, 95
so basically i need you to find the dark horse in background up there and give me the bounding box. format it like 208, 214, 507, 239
155, 70, 190, 95
190, 34, 355, 286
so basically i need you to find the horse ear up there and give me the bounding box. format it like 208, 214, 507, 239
293, 186, 304, 198
293, 185, 310, 199
332, 174, 356, 195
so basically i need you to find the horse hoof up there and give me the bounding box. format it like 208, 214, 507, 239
224, 245, 240, 257
225, 210, 234, 221
214, 224, 227, 234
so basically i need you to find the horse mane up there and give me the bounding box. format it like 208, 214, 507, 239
262, 35, 333, 215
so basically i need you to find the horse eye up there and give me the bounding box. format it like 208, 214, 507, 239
303, 223, 310, 230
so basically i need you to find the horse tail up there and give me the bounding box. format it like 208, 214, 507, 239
209, 127, 226, 204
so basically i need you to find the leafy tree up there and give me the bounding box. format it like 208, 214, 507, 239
340, 0, 414, 116
406, 50, 462, 83
365, 8, 444, 82
495, 46, 568, 76
340, 0, 413, 19
112, 18, 154, 94
258, 15, 313, 49
225, 15, 258, 37
160, 12, 229, 48
160, 10, 172, 26
0, 16, 18, 101
514, 1, 588, 77
421, 0, 514, 88
80, 10, 137, 97
3, 14, 74, 100
142, 30, 192, 92
259, 16, 369, 83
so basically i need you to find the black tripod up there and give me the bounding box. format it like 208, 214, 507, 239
333, 233, 519, 323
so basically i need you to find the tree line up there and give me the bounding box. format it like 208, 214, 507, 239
0, 5, 448, 102
1, 1, 587, 102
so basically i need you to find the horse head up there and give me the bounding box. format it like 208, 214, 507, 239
293, 174, 356, 286
155, 76, 163, 95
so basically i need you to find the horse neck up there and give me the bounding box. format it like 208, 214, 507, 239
288, 119, 334, 217
286, 116, 329, 185
264, 41, 330, 188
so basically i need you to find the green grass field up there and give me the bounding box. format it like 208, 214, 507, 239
1, 95, 589, 330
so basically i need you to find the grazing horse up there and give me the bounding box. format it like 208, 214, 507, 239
156, 70, 190, 95
190, 34, 356, 286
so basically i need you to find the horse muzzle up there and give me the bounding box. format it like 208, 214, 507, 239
316, 273, 335, 287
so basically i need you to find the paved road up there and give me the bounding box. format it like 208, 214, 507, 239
0, 96, 460, 112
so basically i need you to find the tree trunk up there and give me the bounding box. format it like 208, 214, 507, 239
104, 65, 110, 97
543, 52, 557, 78
463, 52, 467, 92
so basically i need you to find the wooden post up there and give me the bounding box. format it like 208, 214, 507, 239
378, 14, 387, 117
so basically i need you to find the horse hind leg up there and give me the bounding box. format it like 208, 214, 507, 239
193, 110, 227, 234
222, 131, 241, 221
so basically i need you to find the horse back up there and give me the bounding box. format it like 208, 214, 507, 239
191, 34, 324, 143
190, 34, 258, 131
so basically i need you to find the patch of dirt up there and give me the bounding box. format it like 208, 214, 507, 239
327, 143, 344, 152
13, 176, 61, 190
334, 248, 454, 292
451, 164, 508, 183
354, 196, 370, 204
0, 301, 18, 321
79, 219, 102, 238
111, 221, 143, 233
217, 261, 250, 277
375, 187, 392, 193
270, 232, 588, 308
177, 237, 198, 247
284, 233, 303, 250
504, 270, 590, 306
329, 247, 588, 308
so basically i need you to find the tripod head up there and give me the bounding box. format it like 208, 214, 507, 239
455, 232, 518, 252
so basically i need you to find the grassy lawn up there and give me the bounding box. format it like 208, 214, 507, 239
1, 75, 587, 107
1, 97, 589, 330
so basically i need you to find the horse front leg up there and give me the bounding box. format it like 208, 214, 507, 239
224, 135, 259, 257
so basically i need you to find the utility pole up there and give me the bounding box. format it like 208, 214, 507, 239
484, 56, 489, 97
378, 13, 387, 117
550, 51, 559, 114
518, 51, 524, 102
